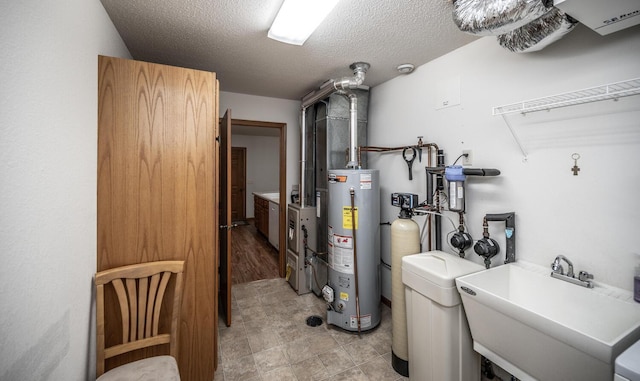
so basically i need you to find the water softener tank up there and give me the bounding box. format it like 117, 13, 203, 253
326, 169, 380, 332
391, 214, 420, 376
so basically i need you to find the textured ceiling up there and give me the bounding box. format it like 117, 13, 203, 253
100, 0, 478, 100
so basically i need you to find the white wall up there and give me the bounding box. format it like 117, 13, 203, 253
220, 91, 301, 210
368, 25, 640, 299
0, 1, 130, 379
232, 134, 280, 218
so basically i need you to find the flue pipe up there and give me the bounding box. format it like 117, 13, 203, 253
301, 62, 369, 108
346, 92, 359, 168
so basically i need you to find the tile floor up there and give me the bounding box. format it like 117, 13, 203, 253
215, 278, 408, 381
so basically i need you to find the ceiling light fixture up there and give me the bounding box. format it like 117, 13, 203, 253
268, 0, 340, 46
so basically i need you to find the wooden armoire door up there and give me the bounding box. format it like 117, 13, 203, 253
97, 55, 219, 380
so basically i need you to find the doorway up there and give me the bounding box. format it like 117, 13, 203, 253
231, 119, 287, 278
231, 147, 246, 223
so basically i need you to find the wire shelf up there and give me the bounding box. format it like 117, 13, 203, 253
493, 78, 640, 116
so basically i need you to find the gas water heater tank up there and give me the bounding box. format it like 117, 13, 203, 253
326, 169, 380, 332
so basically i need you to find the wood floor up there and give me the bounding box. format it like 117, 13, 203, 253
231, 219, 280, 285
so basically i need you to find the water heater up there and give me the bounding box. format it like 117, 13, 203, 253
325, 169, 380, 332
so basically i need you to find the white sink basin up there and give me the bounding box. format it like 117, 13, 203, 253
455, 263, 640, 381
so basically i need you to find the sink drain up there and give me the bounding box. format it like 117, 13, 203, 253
306, 315, 323, 327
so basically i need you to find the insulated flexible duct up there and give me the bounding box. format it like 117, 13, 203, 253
453, 0, 553, 36
497, 8, 577, 53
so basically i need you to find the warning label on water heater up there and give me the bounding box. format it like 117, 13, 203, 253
350, 314, 372, 329
342, 207, 358, 229
329, 234, 354, 274
360, 173, 372, 189
328, 174, 348, 183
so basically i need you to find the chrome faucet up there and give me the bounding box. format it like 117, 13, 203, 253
551, 255, 574, 277
550, 255, 593, 288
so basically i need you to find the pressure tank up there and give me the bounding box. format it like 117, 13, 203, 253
326, 169, 380, 332
391, 215, 420, 377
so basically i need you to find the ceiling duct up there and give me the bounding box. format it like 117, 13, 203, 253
497, 8, 577, 53
452, 0, 554, 36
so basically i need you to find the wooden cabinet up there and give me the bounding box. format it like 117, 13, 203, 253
268, 201, 279, 249
98, 56, 218, 380
254, 195, 269, 237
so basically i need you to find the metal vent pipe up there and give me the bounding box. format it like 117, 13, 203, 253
345, 91, 359, 168
299, 62, 370, 206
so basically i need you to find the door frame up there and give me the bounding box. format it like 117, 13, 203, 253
231, 118, 287, 277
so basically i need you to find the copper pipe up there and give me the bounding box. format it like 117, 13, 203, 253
359, 140, 439, 250
424, 143, 439, 151
359, 141, 439, 153
359, 146, 406, 152
349, 188, 362, 337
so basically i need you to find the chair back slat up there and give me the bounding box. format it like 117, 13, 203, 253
137, 277, 148, 340
146, 273, 160, 338
169, 271, 184, 358
111, 279, 130, 344
95, 260, 185, 377
96, 284, 106, 376
153, 271, 171, 337
125, 278, 137, 342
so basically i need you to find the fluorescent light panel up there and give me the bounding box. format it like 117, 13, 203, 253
268, 0, 340, 45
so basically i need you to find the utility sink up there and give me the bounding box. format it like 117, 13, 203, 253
455, 263, 640, 381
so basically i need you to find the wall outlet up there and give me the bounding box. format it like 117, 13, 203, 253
462, 150, 472, 166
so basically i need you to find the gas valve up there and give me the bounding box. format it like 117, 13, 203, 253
322, 285, 334, 303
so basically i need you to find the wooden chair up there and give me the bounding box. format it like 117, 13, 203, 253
95, 260, 185, 380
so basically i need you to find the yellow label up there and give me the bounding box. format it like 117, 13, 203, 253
342, 207, 358, 230
340, 292, 349, 301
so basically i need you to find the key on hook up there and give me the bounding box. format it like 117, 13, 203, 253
571, 153, 581, 176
